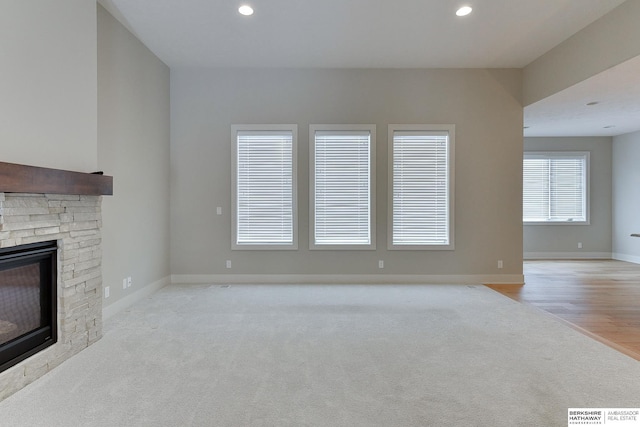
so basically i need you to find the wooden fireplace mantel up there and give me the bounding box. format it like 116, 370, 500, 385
0, 161, 113, 196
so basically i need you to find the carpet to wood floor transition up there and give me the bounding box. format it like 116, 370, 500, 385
1, 283, 639, 427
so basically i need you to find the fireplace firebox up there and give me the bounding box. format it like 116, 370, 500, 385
0, 241, 57, 373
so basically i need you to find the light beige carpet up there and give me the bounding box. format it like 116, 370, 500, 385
1, 284, 639, 426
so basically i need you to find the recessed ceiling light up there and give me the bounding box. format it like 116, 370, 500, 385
586, 101, 599, 106
456, 6, 473, 17
238, 5, 254, 16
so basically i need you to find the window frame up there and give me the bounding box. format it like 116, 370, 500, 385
231, 124, 298, 250
309, 124, 377, 250
523, 151, 590, 225
387, 124, 455, 251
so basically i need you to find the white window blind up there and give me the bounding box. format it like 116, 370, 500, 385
390, 128, 452, 248
235, 129, 295, 246
523, 153, 588, 223
312, 129, 373, 246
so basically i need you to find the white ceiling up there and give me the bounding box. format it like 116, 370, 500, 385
99, 0, 639, 137
524, 55, 640, 137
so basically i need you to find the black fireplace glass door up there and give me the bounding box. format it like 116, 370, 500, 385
0, 241, 57, 373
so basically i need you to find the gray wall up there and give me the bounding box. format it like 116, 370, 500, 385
612, 130, 640, 262
0, 0, 97, 171
523, 137, 612, 258
170, 68, 524, 281
98, 5, 171, 312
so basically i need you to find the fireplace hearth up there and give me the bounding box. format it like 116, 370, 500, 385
0, 241, 57, 373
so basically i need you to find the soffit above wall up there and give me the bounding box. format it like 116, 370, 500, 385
525, 49, 640, 137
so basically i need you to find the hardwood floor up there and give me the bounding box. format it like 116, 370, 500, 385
487, 260, 640, 361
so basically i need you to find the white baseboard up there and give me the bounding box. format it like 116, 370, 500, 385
171, 273, 524, 286
612, 253, 640, 265
524, 252, 612, 260
103, 276, 171, 320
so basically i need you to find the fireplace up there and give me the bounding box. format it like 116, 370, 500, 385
0, 161, 112, 401
0, 241, 57, 373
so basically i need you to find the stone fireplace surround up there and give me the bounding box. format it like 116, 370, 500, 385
0, 162, 112, 400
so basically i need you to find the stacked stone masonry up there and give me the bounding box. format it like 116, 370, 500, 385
0, 193, 103, 400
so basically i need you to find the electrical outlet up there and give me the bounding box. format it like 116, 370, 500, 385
578, 242, 583, 249
497, 260, 503, 269
104, 286, 110, 298
123, 278, 127, 289
226, 260, 232, 269
216, 207, 222, 215
127, 276, 132, 288
378, 260, 384, 269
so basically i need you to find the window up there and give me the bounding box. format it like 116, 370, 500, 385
523, 152, 589, 224
388, 125, 455, 250
310, 125, 376, 249
231, 125, 297, 249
